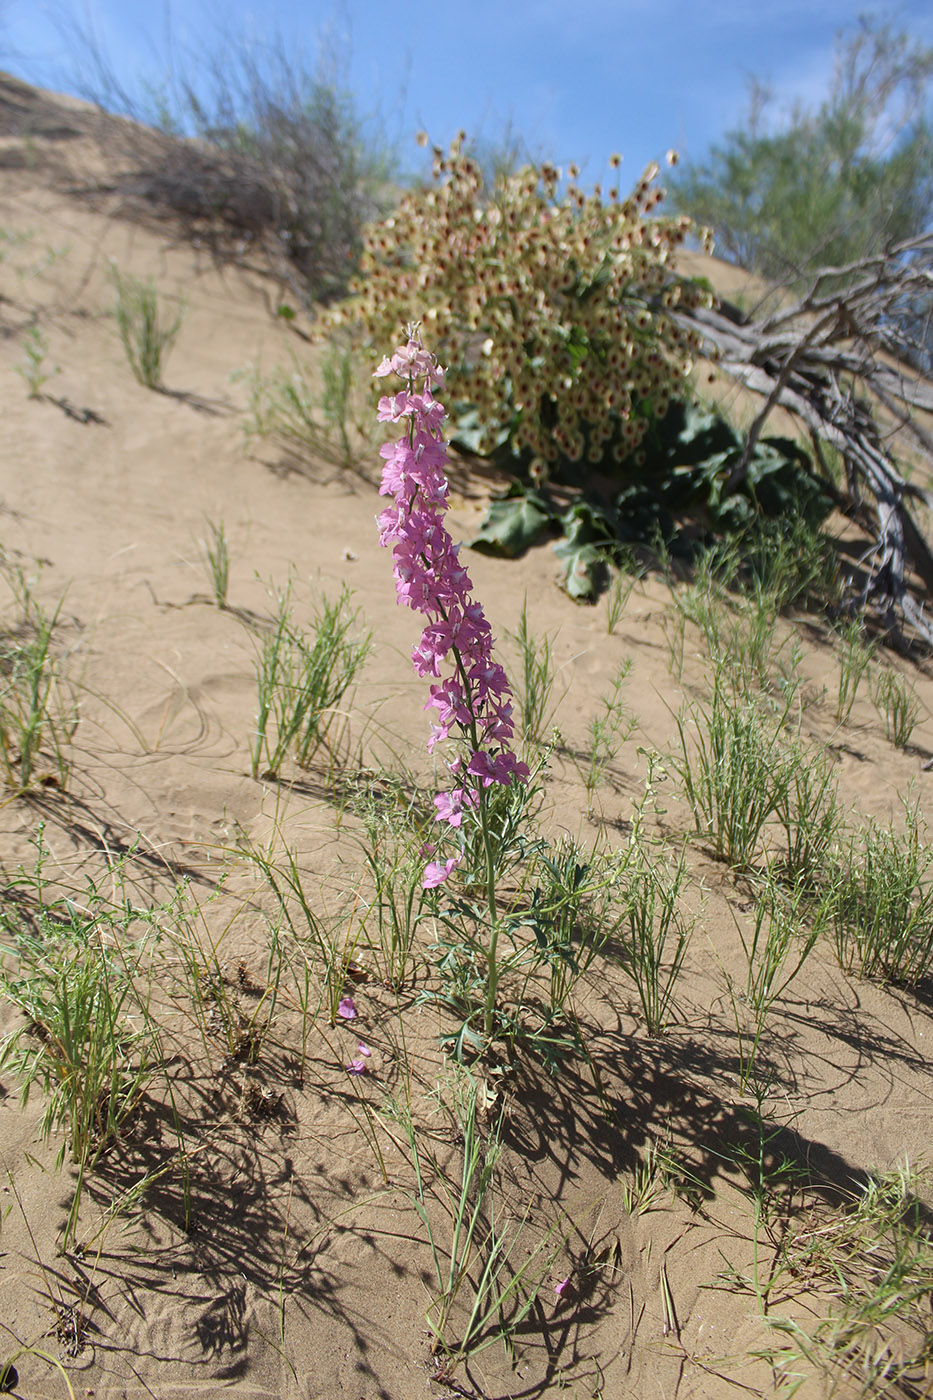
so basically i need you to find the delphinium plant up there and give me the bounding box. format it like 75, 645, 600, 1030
375, 327, 528, 1047
375, 327, 617, 1061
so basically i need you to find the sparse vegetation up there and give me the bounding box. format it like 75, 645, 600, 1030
110, 264, 184, 388
238, 349, 372, 472
871, 664, 921, 748
15, 326, 58, 399
830, 802, 933, 986
249, 579, 371, 779
69, 34, 395, 303
0, 567, 75, 792
2, 55, 933, 1400
674, 672, 795, 868
835, 619, 877, 724
197, 517, 230, 608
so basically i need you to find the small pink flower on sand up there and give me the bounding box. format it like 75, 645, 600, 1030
356, 1043, 371, 1057
554, 1276, 572, 1300
347, 1058, 368, 1075
337, 996, 358, 1020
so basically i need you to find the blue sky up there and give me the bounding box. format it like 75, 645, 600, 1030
3, 1, 932, 182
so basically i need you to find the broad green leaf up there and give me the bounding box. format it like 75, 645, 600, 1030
471, 487, 553, 558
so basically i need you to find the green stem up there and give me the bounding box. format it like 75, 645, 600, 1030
445, 638, 501, 1041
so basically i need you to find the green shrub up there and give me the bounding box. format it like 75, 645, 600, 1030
470, 401, 835, 601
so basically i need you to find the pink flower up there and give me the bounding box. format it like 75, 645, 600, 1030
356, 1042, 371, 1057
347, 1058, 368, 1075
422, 855, 462, 889
375, 328, 527, 891
554, 1276, 572, 1300
433, 788, 476, 828
337, 996, 358, 1020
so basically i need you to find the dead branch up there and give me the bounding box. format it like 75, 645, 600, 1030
673, 233, 933, 646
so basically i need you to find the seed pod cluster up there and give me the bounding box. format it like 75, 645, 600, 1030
324, 135, 712, 473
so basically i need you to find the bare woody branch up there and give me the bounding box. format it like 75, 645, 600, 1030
673, 233, 933, 646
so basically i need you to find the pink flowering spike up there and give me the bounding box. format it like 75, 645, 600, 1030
347, 1057, 368, 1075
337, 996, 358, 1020
422, 855, 462, 889
375, 327, 526, 908
356, 1042, 372, 1057
554, 1276, 572, 1300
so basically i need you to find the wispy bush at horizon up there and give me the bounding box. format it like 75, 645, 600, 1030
50, 14, 400, 304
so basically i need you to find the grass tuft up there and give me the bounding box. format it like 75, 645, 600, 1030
110, 264, 184, 388
249, 579, 371, 779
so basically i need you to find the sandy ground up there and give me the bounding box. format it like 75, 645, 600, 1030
0, 75, 931, 1400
